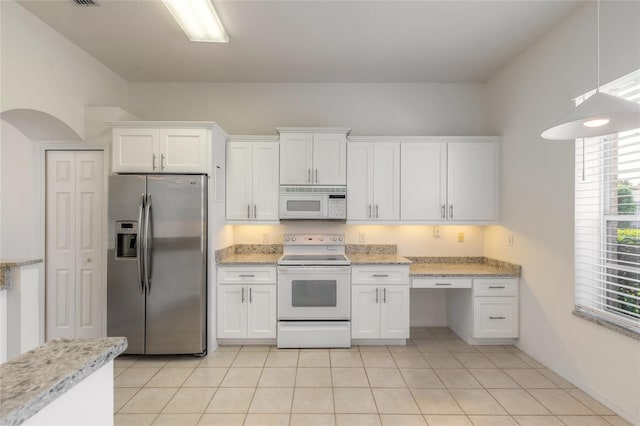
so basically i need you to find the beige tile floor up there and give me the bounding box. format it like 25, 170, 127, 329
113, 327, 631, 426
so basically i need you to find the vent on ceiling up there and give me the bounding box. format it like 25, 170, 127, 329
71, 0, 99, 6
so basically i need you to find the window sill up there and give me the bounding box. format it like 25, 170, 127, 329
573, 309, 640, 341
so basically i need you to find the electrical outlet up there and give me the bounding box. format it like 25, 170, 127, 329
508, 233, 514, 246
358, 232, 367, 243
434, 226, 441, 238
457, 232, 465, 243
262, 232, 270, 244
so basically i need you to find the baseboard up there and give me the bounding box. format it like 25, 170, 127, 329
217, 338, 276, 346
516, 341, 638, 425
352, 339, 407, 346
409, 321, 448, 327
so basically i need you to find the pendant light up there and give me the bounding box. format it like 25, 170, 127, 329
541, 0, 640, 140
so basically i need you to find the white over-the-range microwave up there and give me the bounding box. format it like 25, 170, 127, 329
279, 186, 347, 220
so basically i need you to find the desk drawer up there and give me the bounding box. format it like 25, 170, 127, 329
412, 277, 472, 289
217, 266, 277, 284
473, 278, 518, 296
351, 265, 410, 285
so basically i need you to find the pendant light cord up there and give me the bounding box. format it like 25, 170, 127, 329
597, 0, 601, 91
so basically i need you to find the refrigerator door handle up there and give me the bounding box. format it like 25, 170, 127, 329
136, 193, 146, 295
144, 193, 152, 294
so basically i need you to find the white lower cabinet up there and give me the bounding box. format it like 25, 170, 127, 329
217, 267, 277, 340
446, 277, 519, 344
351, 266, 410, 340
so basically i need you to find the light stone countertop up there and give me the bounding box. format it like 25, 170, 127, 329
347, 253, 412, 265
0, 337, 127, 426
410, 262, 520, 277
217, 253, 282, 265
0, 259, 43, 290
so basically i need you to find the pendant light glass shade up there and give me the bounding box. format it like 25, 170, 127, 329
541, 91, 640, 140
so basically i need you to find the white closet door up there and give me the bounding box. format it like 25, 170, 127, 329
46, 151, 104, 340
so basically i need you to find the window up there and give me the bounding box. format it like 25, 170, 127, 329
575, 69, 640, 335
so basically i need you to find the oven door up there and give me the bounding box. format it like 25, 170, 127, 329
277, 266, 351, 320
279, 194, 327, 219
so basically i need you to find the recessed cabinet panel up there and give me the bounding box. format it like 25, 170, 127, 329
159, 128, 207, 173
313, 133, 347, 185
346, 143, 374, 221
280, 133, 314, 184
447, 142, 498, 221
380, 286, 410, 339
473, 297, 518, 338
401, 143, 447, 220
113, 128, 158, 173
247, 286, 277, 338
217, 285, 247, 339
226, 143, 254, 220
351, 286, 381, 339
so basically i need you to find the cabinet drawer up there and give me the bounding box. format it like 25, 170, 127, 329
412, 277, 472, 289
473, 296, 518, 338
351, 265, 410, 285
217, 266, 277, 284
473, 278, 518, 296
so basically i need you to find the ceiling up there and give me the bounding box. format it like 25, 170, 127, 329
16, 0, 584, 83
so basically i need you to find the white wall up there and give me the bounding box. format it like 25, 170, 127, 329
129, 83, 489, 136
0, 0, 129, 139
484, 1, 640, 423
1, 122, 37, 258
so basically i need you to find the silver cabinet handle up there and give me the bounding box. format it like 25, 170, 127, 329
372, 274, 389, 277
488, 286, 506, 289
160, 153, 165, 170
375, 288, 379, 304
489, 316, 506, 320
375, 204, 379, 219
254, 204, 257, 219
368, 204, 372, 219
152, 154, 157, 171
247, 204, 251, 219
315, 169, 318, 183
308, 168, 311, 183
441, 204, 446, 219
241, 287, 245, 303
383, 288, 387, 303
435, 283, 452, 286
449, 204, 453, 219
239, 274, 255, 277
249, 287, 253, 303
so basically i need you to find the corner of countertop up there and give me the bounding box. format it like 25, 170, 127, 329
0, 259, 43, 291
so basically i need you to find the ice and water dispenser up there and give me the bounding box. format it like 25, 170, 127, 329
116, 221, 138, 259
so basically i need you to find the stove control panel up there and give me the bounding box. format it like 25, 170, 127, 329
283, 234, 345, 245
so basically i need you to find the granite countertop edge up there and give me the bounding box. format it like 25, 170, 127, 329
0, 259, 43, 291
0, 337, 127, 426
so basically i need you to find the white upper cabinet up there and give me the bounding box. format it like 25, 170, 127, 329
401, 138, 499, 223
278, 128, 348, 185
226, 138, 279, 222
447, 141, 498, 222
111, 123, 213, 174
401, 142, 447, 220
347, 141, 400, 222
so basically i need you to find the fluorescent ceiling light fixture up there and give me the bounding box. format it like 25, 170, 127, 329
541, 0, 640, 140
162, 0, 228, 43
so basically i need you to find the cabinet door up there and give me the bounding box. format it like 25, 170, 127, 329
159, 128, 208, 173
226, 142, 254, 221
351, 286, 381, 339
252, 143, 280, 221
372, 143, 400, 221
313, 133, 346, 185
280, 133, 313, 184
247, 285, 277, 338
447, 142, 498, 221
380, 286, 410, 339
347, 143, 374, 221
473, 297, 518, 339
401, 142, 447, 220
217, 285, 247, 338
112, 128, 158, 173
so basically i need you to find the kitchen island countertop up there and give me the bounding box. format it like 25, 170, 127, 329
0, 337, 127, 426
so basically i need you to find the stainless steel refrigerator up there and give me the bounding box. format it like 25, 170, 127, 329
107, 174, 207, 355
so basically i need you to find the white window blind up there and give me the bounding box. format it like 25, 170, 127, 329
575, 69, 640, 334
